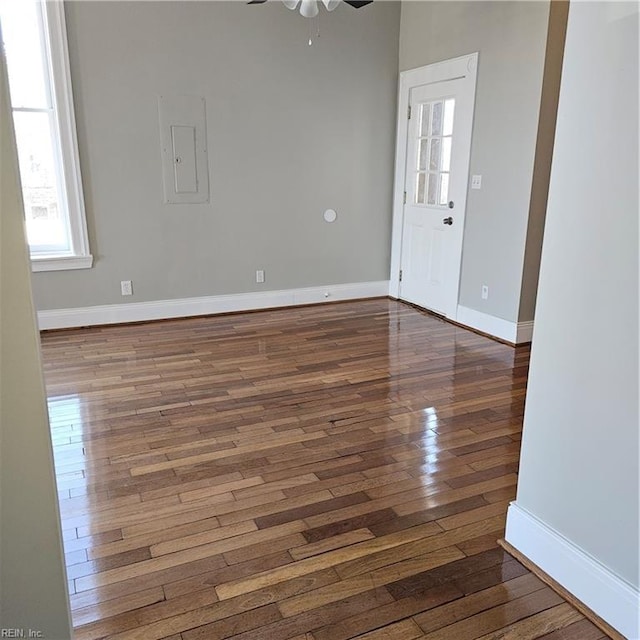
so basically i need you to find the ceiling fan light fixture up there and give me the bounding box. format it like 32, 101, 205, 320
282, 0, 300, 9
321, 0, 340, 10
299, 0, 319, 18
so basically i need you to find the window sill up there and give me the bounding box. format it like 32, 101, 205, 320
31, 254, 93, 272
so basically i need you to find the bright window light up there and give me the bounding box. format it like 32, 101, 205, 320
0, 0, 92, 271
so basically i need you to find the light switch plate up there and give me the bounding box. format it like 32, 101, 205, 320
471, 175, 482, 190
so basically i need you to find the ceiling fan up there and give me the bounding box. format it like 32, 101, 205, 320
248, 0, 373, 19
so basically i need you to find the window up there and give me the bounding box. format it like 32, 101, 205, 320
415, 98, 455, 206
0, 0, 92, 271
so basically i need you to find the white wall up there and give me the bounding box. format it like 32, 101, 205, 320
399, 1, 550, 324
31, 1, 400, 311
0, 43, 72, 639
506, 2, 639, 637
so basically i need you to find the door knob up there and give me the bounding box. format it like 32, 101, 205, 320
443, 216, 453, 225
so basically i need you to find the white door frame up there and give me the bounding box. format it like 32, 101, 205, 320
389, 53, 479, 319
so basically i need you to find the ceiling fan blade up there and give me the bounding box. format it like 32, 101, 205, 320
299, 0, 319, 17
248, 0, 268, 4
342, 0, 373, 7
321, 0, 340, 10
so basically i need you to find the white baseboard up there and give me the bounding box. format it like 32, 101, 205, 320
456, 305, 533, 345
516, 320, 534, 343
506, 502, 640, 639
37, 281, 390, 330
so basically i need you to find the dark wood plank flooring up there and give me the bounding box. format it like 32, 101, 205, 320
39, 299, 609, 639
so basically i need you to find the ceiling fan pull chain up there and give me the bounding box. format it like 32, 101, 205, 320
308, 14, 320, 45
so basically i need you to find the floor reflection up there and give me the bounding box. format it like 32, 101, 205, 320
37, 300, 543, 638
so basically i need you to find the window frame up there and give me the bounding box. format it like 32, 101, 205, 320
7, 1, 92, 272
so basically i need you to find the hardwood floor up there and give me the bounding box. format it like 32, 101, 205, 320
40, 299, 609, 640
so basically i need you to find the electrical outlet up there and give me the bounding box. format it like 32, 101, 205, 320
121, 280, 133, 296
481, 285, 489, 300
256, 270, 265, 284
471, 175, 482, 190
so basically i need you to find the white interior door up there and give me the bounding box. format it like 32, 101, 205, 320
390, 55, 478, 319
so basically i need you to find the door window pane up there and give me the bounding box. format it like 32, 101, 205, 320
443, 99, 455, 136
418, 139, 428, 171
429, 138, 441, 171
427, 173, 438, 205
431, 101, 443, 136
413, 98, 455, 207
439, 173, 450, 206
420, 103, 431, 137
441, 137, 452, 172
416, 172, 426, 204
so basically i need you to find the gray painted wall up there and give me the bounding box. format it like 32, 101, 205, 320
32, 0, 400, 310
399, 1, 550, 323
0, 48, 72, 639
514, 1, 639, 587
